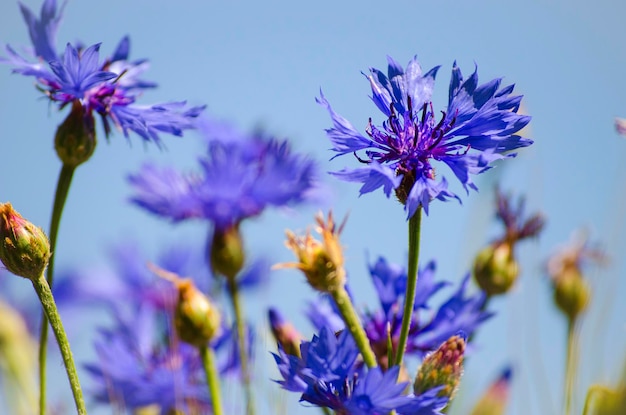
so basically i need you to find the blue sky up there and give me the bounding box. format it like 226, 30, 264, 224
1, 0, 626, 414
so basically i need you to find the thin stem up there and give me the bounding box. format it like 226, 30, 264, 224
564, 318, 578, 415
227, 279, 255, 415
320, 407, 332, 415
31, 275, 86, 414
394, 208, 422, 367
199, 345, 223, 415
331, 286, 377, 368
39, 164, 75, 415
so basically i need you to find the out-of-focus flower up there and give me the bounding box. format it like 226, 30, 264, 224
470, 367, 513, 415
272, 326, 447, 414
1, 0, 204, 147
615, 118, 626, 136
84, 306, 245, 414
128, 121, 319, 230
473, 188, 544, 296
268, 307, 303, 357
308, 257, 492, 363
547, 231, 605, 321
318, 56, 531, 217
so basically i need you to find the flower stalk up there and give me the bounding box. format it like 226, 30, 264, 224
395, 208, 422, 366
564, 319, 579, 415
39, 163, 76, 415
31, 273, 86, 415
330, 286, 377, 368
199, 345, 223, 415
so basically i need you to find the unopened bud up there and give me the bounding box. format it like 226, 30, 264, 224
268, 308, 302, 357
473, 242, 519, 296
149, 264, 221, 347
470, 367, 513, 415
0, 203, 50, 280
274, 212, 346, 293
414, 333, 466, 402
210, 225, 245, 280
552, 267, 590, 322
55, 101, 97, 167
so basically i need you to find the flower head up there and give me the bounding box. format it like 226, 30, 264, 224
272, 327, 447, 414
318, 56, 531, 217
2, 1, 204, 147
128, 121, 319, 229
470, 366, 513, 415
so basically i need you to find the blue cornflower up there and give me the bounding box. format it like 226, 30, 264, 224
1, 0, 203, 145
128, 120, 319, 230
307, 258, 492, 360
317, 56, 532, 217
273, 327, 446, 414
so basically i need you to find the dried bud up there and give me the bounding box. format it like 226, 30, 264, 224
470, 367, 513, 415
268, 308, 302, 357
274, 212, 346, 293
414, 333, 465, 403
0, 203, 50, 280
473, 241, 519, 296
54, 101, 97, 167
149, 264, 221, 347
210, 224, 245, 281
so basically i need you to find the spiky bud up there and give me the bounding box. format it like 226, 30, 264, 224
473, 241, 519, 296
54, 101, 97, 167
0, 203, 50, 281
552, 267, 590, 322
210, 224, 245, 281
414, 333, 466, 403
268, 308, 302, 357
274, 212, 346, 293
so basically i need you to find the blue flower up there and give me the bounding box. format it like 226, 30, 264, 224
1, 0, 204, 145
317, 56, 532, 217
307, 258, 492, 360
128, 120, 319, 230
273, 327, 445, 414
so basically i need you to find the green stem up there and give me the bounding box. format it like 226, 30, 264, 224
199, 346, 223, 415
394, 208, 422, 367
39, 164, 75, 415
564, 318, 578, 415
331, 286, 377, 368
320, 407, 332, 415
31, 275, 86, 414
227, 279, 255, 415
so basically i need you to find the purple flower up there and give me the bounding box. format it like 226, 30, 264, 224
272, 327, 446, 414
318, 56, 532, 217
307, 258, 492, 360
128, 120, 319, 230
2, 0, 204, 145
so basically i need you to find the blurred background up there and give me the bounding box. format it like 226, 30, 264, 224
1, 0, 626, 414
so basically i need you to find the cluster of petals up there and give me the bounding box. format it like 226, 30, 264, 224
1, 0, 203, 145
273, 327, 448, 414
128, 120, 319, 230
318, 55, 532, 217
307, 257, 492, 357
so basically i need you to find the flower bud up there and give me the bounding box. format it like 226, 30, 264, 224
274, 212, 346, 293
210, 224, 245, 281
414, 333, 465, 402
552, 267, 590, 322
473, 241, 519, 296
268, 308, 302, 357
0, 203, 50, 280
469, 367, 513, 415
54, 101, 96, 167
175, 279, 222, 347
